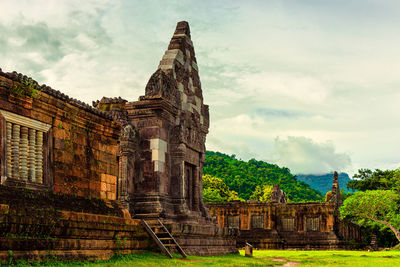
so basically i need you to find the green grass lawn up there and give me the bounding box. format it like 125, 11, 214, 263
6, 250, 400, 266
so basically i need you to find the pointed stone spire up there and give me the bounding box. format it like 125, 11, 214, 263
329, 171, 342, 206
145, 21, 208, 127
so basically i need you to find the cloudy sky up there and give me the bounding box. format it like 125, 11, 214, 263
1, 0, 400, 176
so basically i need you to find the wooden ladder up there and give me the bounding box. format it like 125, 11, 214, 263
141, 219, 187, 259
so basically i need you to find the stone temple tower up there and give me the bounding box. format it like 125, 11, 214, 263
126, 21, 210, 222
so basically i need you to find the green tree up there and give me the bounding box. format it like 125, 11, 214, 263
340, 190, 400, 244
204, 151, 323, 202
249, 184, 273, 201
203, 188, 225, 203
202, 174, 242, 202
347, 168, 400, 192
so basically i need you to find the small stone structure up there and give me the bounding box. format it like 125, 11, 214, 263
207, 172, 362, 249
244, 243, 253, 257
0, 21, 236, 262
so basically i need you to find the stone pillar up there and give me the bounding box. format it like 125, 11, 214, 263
118, 149, 130, 209
6, 122, 12, 178
35, 131, 43, 183
11, 124, 20, 179
19, 126, 28, 180
192, 166, 200, 211
28, 128, 36, 181
118, 124, 137, 210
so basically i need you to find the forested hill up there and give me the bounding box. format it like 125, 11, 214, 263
203, 151, 324, 202
296, 173, 353, 195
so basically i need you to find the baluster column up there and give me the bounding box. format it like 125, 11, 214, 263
20, 126, 28, 180
11, 124, 20, 179
28, 128, 36, 181
6, 122, 12, 178
35, 131, 43, 183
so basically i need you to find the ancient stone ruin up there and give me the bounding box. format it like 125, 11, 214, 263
0, 21, 236, 261
0, 21, 361, 262
207, 172, 362, 249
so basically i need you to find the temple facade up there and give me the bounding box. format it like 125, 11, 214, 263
207, 173, 362, 249
0, 21, 236, 261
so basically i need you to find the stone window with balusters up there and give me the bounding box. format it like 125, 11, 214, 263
0, 110, 52, 188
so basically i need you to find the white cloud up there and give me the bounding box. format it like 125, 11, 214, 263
1, 0, 400, 176
271, 136, 352, 175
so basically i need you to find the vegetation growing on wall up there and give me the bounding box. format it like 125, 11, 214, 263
10, 78, 40, 98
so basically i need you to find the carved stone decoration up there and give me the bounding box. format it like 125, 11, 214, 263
118, 124, 139, 211
120, 124, 136, 141
145, 69, 180, 106
270, 185, 287, 204
92, 97, 128, 124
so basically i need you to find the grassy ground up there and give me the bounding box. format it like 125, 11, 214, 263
5, 249, 400, 266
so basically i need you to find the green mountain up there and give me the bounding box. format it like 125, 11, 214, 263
296, 173, 353, 195
204, 151, 324, 202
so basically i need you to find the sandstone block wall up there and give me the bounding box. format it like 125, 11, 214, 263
207, 201, 362, 249
0, 185, 153, 263
0, 71, 121, 200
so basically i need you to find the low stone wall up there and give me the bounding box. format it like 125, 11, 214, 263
166, 222, 238, 256
0, 186, 154, 262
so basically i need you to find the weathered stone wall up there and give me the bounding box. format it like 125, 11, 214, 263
0, 185, 153, 263
0, 72, 141, 262
207, 201, 362, 249
125, 21, 211, 222
0, 71, 121, 200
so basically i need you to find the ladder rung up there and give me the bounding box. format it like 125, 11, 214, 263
155, 231, 169, 235
159, 237, 173, 241
141, 219, 187, 259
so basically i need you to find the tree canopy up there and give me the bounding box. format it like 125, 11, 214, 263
347, 168, 400, 192
249, 184, 273, 201
202, 174, 242, 203
204, 151, 323, 202
340, 190, 400, 244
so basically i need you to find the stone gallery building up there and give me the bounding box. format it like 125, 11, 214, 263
0, 22, 236, 261
207, 173, 362, 249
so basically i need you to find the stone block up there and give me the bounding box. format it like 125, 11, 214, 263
100, 182, 107, 191
106, 192, 116, 200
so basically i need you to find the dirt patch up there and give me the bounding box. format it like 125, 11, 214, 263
272, 258, 300, 267
179, 259, 212, 262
